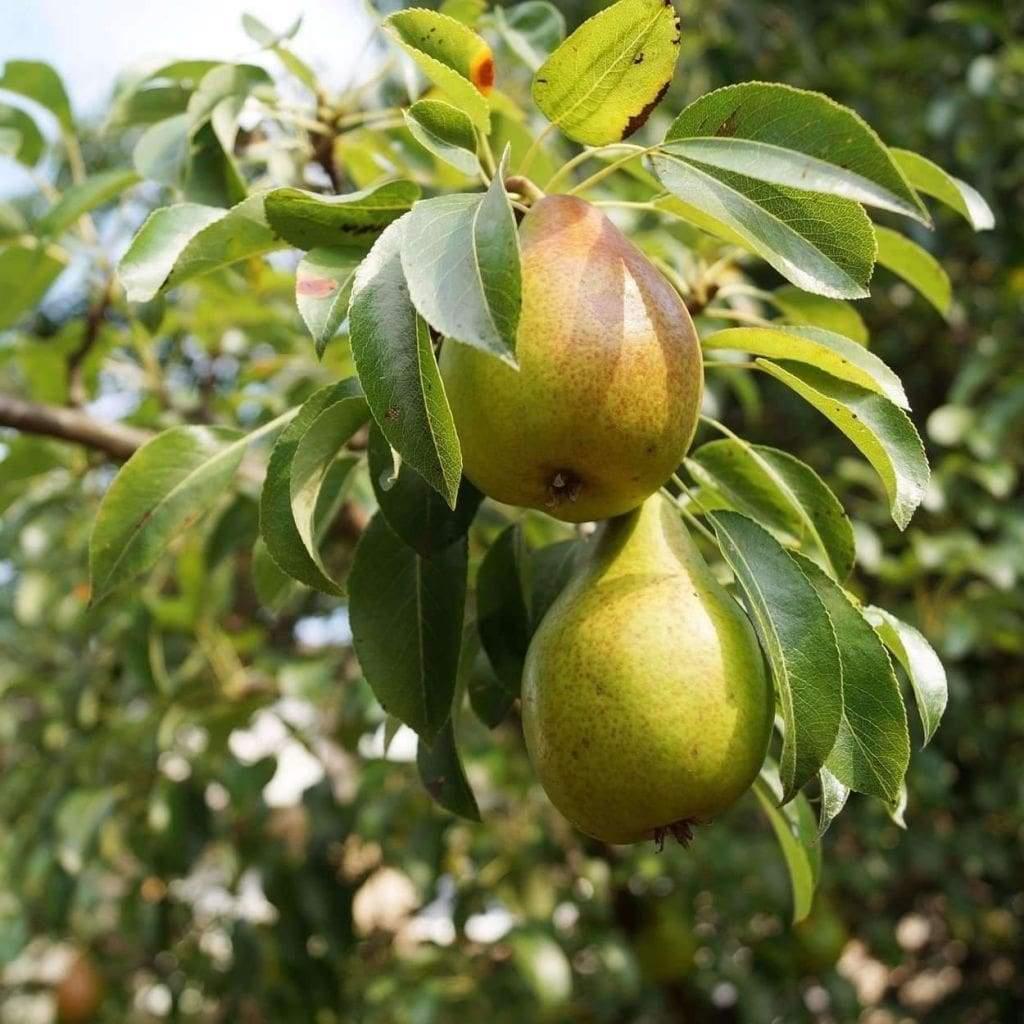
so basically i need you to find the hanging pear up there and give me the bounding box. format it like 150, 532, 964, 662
439, 194, 703, 522
522, 494, 772, 845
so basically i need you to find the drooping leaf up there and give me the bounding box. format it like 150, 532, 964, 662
795, 555, 910, 804
874, 225, 952, 317
864, 606, 948, 745
295, 246, 363, 357
90, 426, 246, 602
260, 380, 367, 595
891, 147, 995, 231
133, 114, 190, 187
290, 417, 365, 578
663, 82, 928, 223
532, 0, 679, 145
758, 360, 929, 530
704, 325, 907, 407
349, 215, 463, 507
184, 121, 247, 207
0, 241, 68, 329
770, 285, 869, 346
417, 714, 481, 820
118, 194, 282, 303
817, 767, 850, 836
384, 8, 493, 130
37, 169, 140, 237
404, 99, 481, 177
755, 762, 820, 923
367, 423, 481, 556
709, 510, 842, 802
887, 781, 908, 829
401, 153, 521, 362
349, 513, 467, 742
494, 1, 566, 71
264, 180, 421, 251
477, 525, 532, 699
687, 439, 855, 580
651, 153, 876, 299
0, 60, 73, 133
0, 103, 44, 165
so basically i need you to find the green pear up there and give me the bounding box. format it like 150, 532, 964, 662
439, 194, 703, 523
522, 494, 772, 844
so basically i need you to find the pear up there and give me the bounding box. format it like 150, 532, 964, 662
439, 194, 702, 523
522, 494, 772, 844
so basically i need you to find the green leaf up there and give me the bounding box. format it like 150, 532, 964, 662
651, 153, 876, 299
494, 2, 566, 71
709, 510, 842, 802
794, 556, 910, 803
241, 12, 302, 47
817, 767, 850, 836
185, 63, 272, 133
264, 180, 421, 251
295, 246, 363, 358
89, 426, 246, 602
532, 0, 679, 145
663, 82, 928, 223
874, 225, 952, 317
133, 114, 190, 187
0, 60, 73, 133
887, 781, 908, 829
367, 423, 481, 556
704, 325, 907, 407
401, 155, 521, 363
891, 148, 994, 230
770, 285, 868, 345
384, 8, 493, 131
349, 215, 463, 507
477, 525, 532, 700
687, 439, 855, 580
37, 169, 140, 237
758, 360, 929, 530
530, 539, 581, 628
754, 763, 820, 923
118, 193, 283, 303
184, 121, 247, 207
0, 103, 44, 165
404, 99, 481, 178
349, 513, 468, 742
864, 606, 948, 745
260, 381, 367, 595
417, 714, 481, 820
290, 414, 366, 578
0, 241, 67, 329
439, 0, 486, 27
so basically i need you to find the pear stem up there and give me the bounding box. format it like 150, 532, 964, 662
661, 483, 717, 546
564, 144, 662, 197
544, 141, 644, 191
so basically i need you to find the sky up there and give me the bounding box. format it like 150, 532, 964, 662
0, 0, 378, 191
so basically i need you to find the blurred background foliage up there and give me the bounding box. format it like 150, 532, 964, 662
1, 1, 1022, 1022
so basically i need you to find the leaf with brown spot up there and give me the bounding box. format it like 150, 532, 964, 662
295, 246, 363, 358
532, 0, 680, 146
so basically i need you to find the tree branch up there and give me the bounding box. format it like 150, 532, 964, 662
0, 391, 152, 461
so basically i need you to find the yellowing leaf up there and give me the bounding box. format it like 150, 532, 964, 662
532, 0, 680, 145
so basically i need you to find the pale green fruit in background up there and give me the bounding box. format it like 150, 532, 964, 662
522, 494, 772, 844
439, 194, 703, 523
